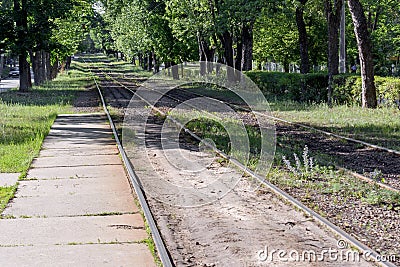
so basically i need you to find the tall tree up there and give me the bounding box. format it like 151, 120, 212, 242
325, 0, 343, 106
348, 0, 377, 108
295, 0, 310, 74
13, 0, 31, 91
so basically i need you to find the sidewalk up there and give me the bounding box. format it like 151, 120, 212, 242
0, 113, 156, 266
0, 78, 19, 93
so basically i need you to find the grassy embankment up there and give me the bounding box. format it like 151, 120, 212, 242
0, 64, 93, 213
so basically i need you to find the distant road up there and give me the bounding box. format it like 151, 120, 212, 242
0, 78, 19, 92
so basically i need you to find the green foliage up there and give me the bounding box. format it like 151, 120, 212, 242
246, 71, 400, 105
2, 0, 92, 63
253, 0, 327, 69
246, 71, 328, 102
0, 185, 17, 213
334, 75, 400, 106
0, 65, 91, 172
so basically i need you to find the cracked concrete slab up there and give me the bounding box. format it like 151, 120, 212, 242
38, 148, 118, 157
0, 214, 146, 246
31, 155, 122, 168
26, 165, 127, 180
3, 191, 138, 217
15, 177, 131, 197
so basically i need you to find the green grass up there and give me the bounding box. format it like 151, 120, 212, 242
0, 68, 92, 173
0, 185, 17, 213
184, 85, 400, 151
271, 102, 400, 151
74, 54, 153, 78
0, 64, 93, 214
169, 107, 400, 207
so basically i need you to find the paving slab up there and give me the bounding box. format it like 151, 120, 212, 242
16, 178, 131, 197
0, 244, 156, 267
26, 165, 127, 180
38, 148, 118, 157
31, 154, 122, 168
41, 140, 116, 149
0, 214, 146, 245
2, 191, 138, 217
0, 113, 155, 266
0, 173, 19, 187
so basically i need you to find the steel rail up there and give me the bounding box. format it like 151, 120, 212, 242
84, 59, 174, 267
170, 88, 400, 193
168, 86, 400, 156
103, 70, 400, 193
97, 63, 396, 267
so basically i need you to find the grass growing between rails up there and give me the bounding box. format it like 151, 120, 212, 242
169, 108, 400, 208
271, 102, 400, 151
0, 67, 93, 173
74, 54, 153, 79
184, 86, 400, 151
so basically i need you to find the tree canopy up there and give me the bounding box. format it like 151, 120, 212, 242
1, 0, 399, 105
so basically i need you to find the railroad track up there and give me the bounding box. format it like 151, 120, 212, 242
96, 71, 400, 194
164, 88, 400, 193
82, 58, 399, 267
84, 63, 174, 267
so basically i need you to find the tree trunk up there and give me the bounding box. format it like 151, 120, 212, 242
283, 59, 290, 73
0, 54, 4, 77
165, 61, 171, 76
198, 32, 207, 76
235, 31, 243, 82
51, 58, 58, 80
138, 53, 143, 69
241, 22, 254, 71
65, 56, 72, 70
147, 52, 153, 71
171, 62, 179, 80
295, 0, 310, 74
45, 51, 51, 81
15, 0, 31, 91
39, 50, 45, 83
19, 53, 31, 91
235, 35, 242, 72
152, 52, 159, 73
198, 33, 215, 75
219, 31, 235, 82
348, 0, 377, 108
206, 48, 215, 73
29, 51, 37, 86
325, 0, 343, 106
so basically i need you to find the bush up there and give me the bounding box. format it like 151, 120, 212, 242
246, 71, 400, 106
245, 71, 328, 103
334, 75, 400, 106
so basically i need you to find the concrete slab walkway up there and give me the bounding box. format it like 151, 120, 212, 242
0, 113, 156, 267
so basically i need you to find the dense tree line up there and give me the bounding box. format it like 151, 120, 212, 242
93, 0, 399, 108
2, 0, 399, 107
0, 0, 92, 91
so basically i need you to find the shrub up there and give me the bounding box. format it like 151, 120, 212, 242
246, 71, 400, 106
245, 71, 328, 103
